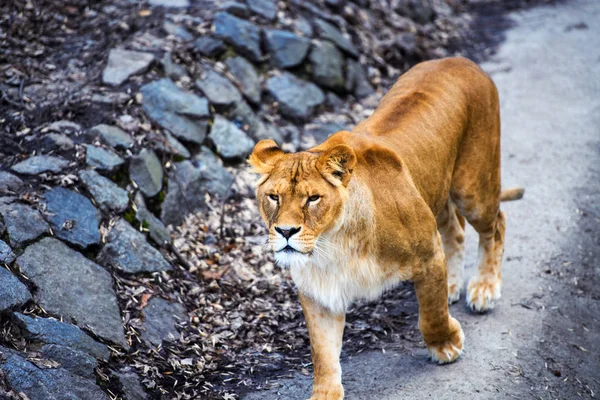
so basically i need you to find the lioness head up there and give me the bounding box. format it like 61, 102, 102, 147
249, 139, 356, 268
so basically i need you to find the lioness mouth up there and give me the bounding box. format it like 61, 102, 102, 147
278, 245, 308, 255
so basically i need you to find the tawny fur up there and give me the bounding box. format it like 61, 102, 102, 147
250, 57, 521, 400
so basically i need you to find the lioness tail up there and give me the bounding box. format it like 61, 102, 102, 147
500, 187, 525, 202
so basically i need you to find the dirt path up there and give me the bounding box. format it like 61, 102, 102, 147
244, 1, 600, 398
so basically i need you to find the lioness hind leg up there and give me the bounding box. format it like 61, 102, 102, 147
437, 200, 466, 304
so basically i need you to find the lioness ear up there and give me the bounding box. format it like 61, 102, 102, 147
248, 139, 285, 174
317, 145, 356, 187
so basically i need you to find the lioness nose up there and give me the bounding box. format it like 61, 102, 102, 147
275, 226, 301, 239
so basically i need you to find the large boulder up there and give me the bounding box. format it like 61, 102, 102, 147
192, 36, 226, 58
85, 145, 125, 172
0, 171, 23, 193
141, 79, 210, 144
0, 268, 31, 312
266, 72, 325, 120
195, 68, 242, 107
209, 116, 255, 160
102, 48, 154, 87
129, 149, 164, 198
88, 124, 134, 149
345, 59, 375, 98
44, 187, 101, 248
17, 238, 127, 347
309, 40, 345, 91
213, 12, 263, 62
228, 102, 283, 144
247, 0, 277, 20
98, 219, 172, 274
11, 155, 69, 175
0, 239, 16, 263
79, 169, 129, 213
140, 297, 186, 347
313, 19, 359, 57
264, 29, 311, 69
0, 202, 49, 247
224, 56, 261, 105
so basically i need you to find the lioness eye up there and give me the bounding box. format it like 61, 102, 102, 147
307, 195, 320, 203
268, 194, 279, 201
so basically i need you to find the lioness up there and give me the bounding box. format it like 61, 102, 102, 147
249, 57, 522, 399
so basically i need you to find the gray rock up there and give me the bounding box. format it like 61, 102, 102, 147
149, 0, 189, 6
91, 92, 132, 105
0, 202, 48, 247
247, 0, 277, 21
345, 59, 374, 98
102, 48, 155, 87
162, 20, 193, 41
395, 32, 417, 54
151, 130, 191, 159
161, 152, 234, 226
266, 72, 325, 120
0, 239, 16, 264
394, 0, 434, 24
265, 29, 311, 69
160, 52, 187, 80
116, 368, 147, 400
43, 133, 75, 151
40, 344, 97, 378
209, 116, 255, 160
0, 268, 31, 312
47, 120, 81, 134
218, 1, 249, 18
213, 11, 263, 62
326, 91, 344, 108
309, 40, 345, 91
224, 56, 261, 104
12, 313, 110, 360
141, 297, 186, 347
89, 124, 134, 149
0, 171, 23, 193
79, 170, 129, 213
11, 155, 69, 175
313, 19, 359, 57
17, 238, 127, 347
293, 15, 313, 37
0, 345, 109, 400
129, 149, 163, 198
44, 187, 101, 248
85, 145, 125, 172
228, 102, 283, 143
192, 36, 226, 58
134, 193, 171, 247
195, 68, 242, 107
98, 218, 172, 273
302, 122, 350, 150
141, 79, 210, 144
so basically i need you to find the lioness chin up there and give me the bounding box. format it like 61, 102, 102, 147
249, 57, 522, 400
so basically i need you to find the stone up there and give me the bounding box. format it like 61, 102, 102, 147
224, 56, 261, 104
396, 32, 417, 54
228, 102, 283, 143
195, 69, 242, 107
43, 133, 75, 150
116, 367, 147, 400
40, 344, 97, 378
46, 120, 81, 134
0, 171, 23, 193
102, 48, 155, 87
91, 92, 131, 105
141, 297, 186, 347
149, 0, 189, 6
0, 202, 48, 247
345, 59, 375, 98
11, 155, 69, 175
151, 130, 191, 159
247, 0, 277, 21
129, 149, 164, 198
326, 91, 344, 108
213, 11, 262, 62
266, 72, 325, 120
264, 29, 311, 69
17, 238, 127, 347
162, 20, 193, 41
85, 145, 125, 172
309, 40, 345, 91
0, 239, 16, 264
0, 346, 109, 400
79, 170, 129, 213
218, 1, 249, 18
394, 0, 434, 24
134, 193, 171, 247
98, 218, 172, 273
161, 151, 234, 226
303, 121, 349, 144
192, 36, 226, 58
160, 52, 187, 80
89, 124, 134, 149
141, 79, 209, 144
12, 313, 110, 360
209, 116, 255, 160
44, 187, 101, 248
293, 15, 313, 37
313, 19, 359, 57
0, 268, 31, 312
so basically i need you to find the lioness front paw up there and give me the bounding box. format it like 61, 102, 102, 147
426, 317, 464, 364
467, 274, 501, 312
309, 384, 344, 400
